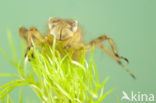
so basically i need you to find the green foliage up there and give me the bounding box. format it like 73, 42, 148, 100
0, 29, 114, 103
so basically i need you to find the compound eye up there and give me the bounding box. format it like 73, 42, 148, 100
71, 20, 78, 32
70, 25, 77, 32
51, 24, 56, 28
70, 27, 73, 31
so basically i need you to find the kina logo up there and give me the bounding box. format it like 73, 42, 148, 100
121, 91, 155, 102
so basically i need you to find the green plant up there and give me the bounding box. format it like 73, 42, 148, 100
0, 29, 114, 103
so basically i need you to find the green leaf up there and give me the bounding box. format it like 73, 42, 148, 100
0, 73, 19, 77
7, 95, 10, 103
19, 88, 22, 103
6, 28, 18, 63
97, 88, 115, 103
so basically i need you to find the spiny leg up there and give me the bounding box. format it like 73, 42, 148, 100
27, 27, 46, 58
99, 44, 136, 79
27, 27, 45, 47
85, 35, 135, 79
19, 27, 30, 58
19, 27, 45, 60
105, 35, 129, 63
86, 35, 128, 63
19, 27, 28, 42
